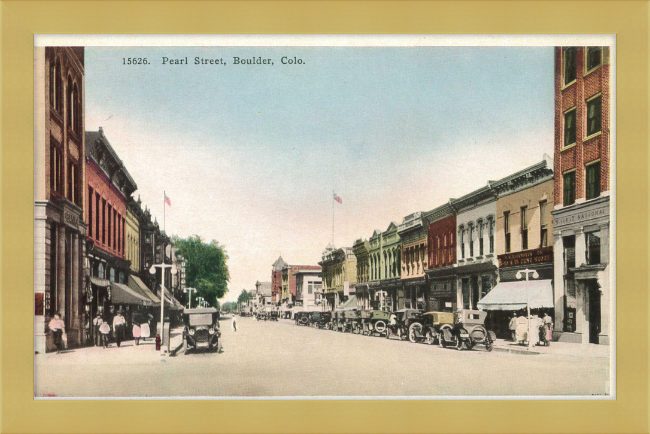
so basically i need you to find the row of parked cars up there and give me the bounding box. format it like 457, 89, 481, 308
293, 308, 496, 351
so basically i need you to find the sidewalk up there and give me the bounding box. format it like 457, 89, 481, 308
492, 338, 610, 358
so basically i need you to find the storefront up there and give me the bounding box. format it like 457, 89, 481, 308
477, 246, 554, 338
402, 277, 427, 310
426, 267, 457, 313
552, 196, 610, 345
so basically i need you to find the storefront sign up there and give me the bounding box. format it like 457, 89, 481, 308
498, 246, 553, 267
554, 206, 608, 227
64, 210, 79, 227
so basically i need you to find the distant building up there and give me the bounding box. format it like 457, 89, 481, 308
352, 238, 371, 309
552, 46, 610, 345
271, 256, 287, 304
254, 281, 273, 306
281, 264, 322, 305
319, 244, 357, 311
293, 271, 323, 309
398, 212, 428, 310
424, 203, 457, 312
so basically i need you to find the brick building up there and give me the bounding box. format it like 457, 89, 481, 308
281, 264, 322, 304
34, 47, 87, 353
85, 128, 138, 321
424, 203, 457, 312
551, 46, 611, 345
271, 256, 287, 303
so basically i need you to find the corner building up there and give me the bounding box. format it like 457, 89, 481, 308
34, 47, 87, 353
551, 46, 611, 345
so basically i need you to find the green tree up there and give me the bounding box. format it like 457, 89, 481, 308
222, 301, 237, 312
173, 235, 229, 308
237, 289, 253, 305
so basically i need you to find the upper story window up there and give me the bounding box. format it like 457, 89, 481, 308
520, 206, 528, 250
478, 220, 484, 256
50, 57, 62, 113
563, 170, 576, 206
504, 211, 511, 253
489, 218, 494, 254
564, 108, 577, 148
468, 224, 474, 257
539, 200, 548, 248
586, 161, 601, 200
459, 227, 465, 259
586, 47, 602, 72
563, 47, 577, 85
49, 142, 63, 196
587, 231, 601, 265
586, 95, 602, 137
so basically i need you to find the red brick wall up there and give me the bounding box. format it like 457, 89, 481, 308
554, 46, 610, 205
427, 215, 456, 269
86, 159, 126, 259
272, 269, 282, 302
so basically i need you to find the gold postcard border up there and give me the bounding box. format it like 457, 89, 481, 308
2, 1, 648, 433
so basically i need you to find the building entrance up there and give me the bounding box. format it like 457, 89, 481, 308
588, 280, 601, 344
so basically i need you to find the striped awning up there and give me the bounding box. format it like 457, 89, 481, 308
110, 282, 154, 306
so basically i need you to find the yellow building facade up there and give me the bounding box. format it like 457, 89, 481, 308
125, 208, 140, 273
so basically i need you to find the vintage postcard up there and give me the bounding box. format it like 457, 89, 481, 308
33, 35, 614, 399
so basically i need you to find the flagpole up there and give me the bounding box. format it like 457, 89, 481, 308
163, 191, 166, 234
332, 190, 335, 246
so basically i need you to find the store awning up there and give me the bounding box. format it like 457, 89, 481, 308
90, 276, 110, 287
128, 275, 160, 304
338, 295, 357, 310
162, 290, 184, 310
477, 279, 554, 311
110, 282, 154, 306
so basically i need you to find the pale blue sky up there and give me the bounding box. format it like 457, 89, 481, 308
84, 46, 554, 302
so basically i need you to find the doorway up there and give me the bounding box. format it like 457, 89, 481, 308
588, 281, 601, 344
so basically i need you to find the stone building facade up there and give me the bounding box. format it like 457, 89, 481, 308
352, 238, 371, 309
319, 245, 357, 311
34, 46, 87, 353
552, 46, 611, 345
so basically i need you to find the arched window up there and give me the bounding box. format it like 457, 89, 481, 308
72, 82, 80, 133
51, 57, 62, 112
67, 75, 73, 128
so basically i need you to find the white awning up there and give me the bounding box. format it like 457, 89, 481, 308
477, 279, 554, 311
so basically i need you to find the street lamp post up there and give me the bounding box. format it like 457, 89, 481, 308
516, 268, 539, 351
184, 287, 196, 309
150, 250, 177, 352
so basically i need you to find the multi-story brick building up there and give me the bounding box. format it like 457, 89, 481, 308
398, 212, 427, 310
424, 203, 457, 312
551, 46, 611, 345
271, 256, 287, 304
85, 128, 139, 321
281, 264, 322, 304
34, 46, 87, 353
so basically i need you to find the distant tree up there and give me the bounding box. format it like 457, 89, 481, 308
173, 235, 229, 308
237, 289, 253, 305
222, 301, 237, 312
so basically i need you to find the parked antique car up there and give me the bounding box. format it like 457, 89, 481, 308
181, 307, 222, 354
269, 311, 279, 321
359, 310, 390, 336
341, 308, 359, 333
409, 311, 454, 344
310, 311, 332, 329
255, 311, 268, 321
386, 309, 423, 340
294, 311, 309, 326
435, 309, 495, 351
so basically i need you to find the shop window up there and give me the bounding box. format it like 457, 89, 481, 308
462, 278, 470, 309
563, 171, 576, 206
586, 47, 602, 72
98, 263, 105, 279
109, 268, 115, 282
481, 276, 492, 299
586, 95, 602, 137
539, 200, 548, 247
563, 236, 576, 272
587, 232, 601, 265
564, 108, 577, 147
586, 161, 601, 200
521, 206, 528, 250
504, 211, 511, 253
563, 47, 577, 85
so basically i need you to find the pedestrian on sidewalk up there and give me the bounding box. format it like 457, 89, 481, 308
99, 318, 111, 348
48, 313, 66, 354
543, 311, 553, 343
232, 316, 237, 332
92, 313, 104, 346
508, 314, 517, 342
113, 308, 126, 347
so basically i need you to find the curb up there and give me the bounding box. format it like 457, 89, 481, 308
493, 346, 540, 355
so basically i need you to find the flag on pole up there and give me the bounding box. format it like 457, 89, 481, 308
164, 193, 171, 207
333, 192, 342, 204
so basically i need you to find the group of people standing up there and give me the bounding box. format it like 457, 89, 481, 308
508, 310, 553, 346
91, 308, 154, 349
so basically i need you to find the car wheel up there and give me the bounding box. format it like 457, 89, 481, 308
183, 338, 190, 355
486, 339, 494, 352
425, 330, 434, 345
409, 323, 422, 343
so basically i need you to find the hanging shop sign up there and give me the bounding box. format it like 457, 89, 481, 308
498, 246, 553, 268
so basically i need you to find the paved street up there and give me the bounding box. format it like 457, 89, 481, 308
35, 317, 610, 397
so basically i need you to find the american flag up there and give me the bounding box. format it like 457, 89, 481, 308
333, 192, 342, 204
